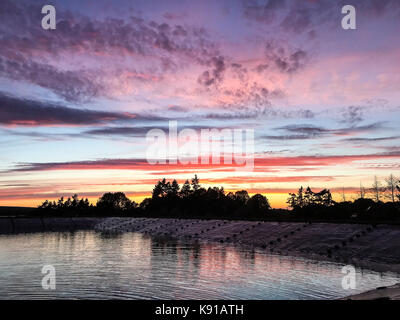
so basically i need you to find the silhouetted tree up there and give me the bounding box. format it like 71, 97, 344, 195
139, 198, 152, 210
57, 197, 64, 208
38, 194, 92, 215
287, 187, 333, 209
312, 189, 334, 206
138, 176, 274, 219
152, 181, 164, 199
358, 182, 366, 199
371, 176, 383, 202
304, 187, 313, 206
180, 180, 192, 198
341, 187, 346, 202
397, 183, 400, 202
71, 194, 79, 207
248, 194, 271, 211
234, 190, 249, 205
97, 192, 136, 211
385, 174, 398, 202
191, 174, 200, 191
36, 175, 400, 222
287, 186, 304, 209
169, 179, 180, 197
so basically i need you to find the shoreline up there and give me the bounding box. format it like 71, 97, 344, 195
0, 217, 101, 234
342, 283, 400, 300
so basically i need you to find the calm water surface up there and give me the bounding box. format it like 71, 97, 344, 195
0, 231, 399, 300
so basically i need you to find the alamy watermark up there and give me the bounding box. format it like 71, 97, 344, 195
146, 121, 254, 171
341, 265, 356, 290
341, 5, 356, 30
41, 5, 56, 30
41, 265, 56, 290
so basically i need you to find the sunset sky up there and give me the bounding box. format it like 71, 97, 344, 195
1, 0, 400, 208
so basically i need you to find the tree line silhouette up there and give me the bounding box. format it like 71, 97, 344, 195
37, 174, 400, 222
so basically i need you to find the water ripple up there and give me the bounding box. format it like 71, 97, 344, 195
0, 231, 399, 300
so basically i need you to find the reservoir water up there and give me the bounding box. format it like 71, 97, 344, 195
0, 231, 399, 299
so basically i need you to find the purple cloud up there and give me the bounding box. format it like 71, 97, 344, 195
0, 93, 137, 126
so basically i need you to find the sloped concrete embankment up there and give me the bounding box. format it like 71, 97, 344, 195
342, 283, 400, 300
95, 217, 400, 273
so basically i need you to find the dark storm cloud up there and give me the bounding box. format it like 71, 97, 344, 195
0, 1, 219, 64
198, 56, 226, 87
341, 136, 400, 143
260, 134, 320, 141
5, 158, 149, 173
0, 55, 103, 103
262, 124, 327, 140
204, 105, 314, 121
204, 110, 263, 120
265, 41, 307, 74
340, 106, 365, 124
335, 123, 385, 136
231, 63, 249, 83
268, 122, 385, 140
85, 127, 157, 136
216, 82, 285, 111
167, 105, 189, 112
0, 93, 137, 126
254, 64, 269, 73
277, 125, 331, 135
203, 105, 315, 120
0, 0, 321, 107
84, 124, 233, 137
0, 0, 221, 101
